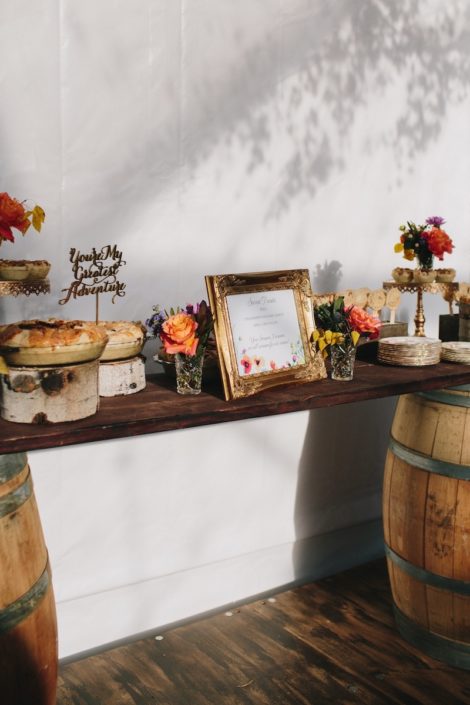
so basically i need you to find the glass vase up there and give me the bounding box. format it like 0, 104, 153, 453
416, 251, 434, 270
330, 345, 356, 381
174, 352, 204, 395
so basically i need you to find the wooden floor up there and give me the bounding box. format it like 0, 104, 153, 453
57, 560, 470, 705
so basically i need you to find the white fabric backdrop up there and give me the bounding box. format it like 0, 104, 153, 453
1, 0, 470, 657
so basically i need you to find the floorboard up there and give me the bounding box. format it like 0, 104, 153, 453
57, 560, 470, 704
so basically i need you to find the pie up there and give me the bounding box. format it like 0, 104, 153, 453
0, 319, 108, 366
95, 320, 146, 361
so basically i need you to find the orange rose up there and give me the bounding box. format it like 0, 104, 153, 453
0, 192, 30, 243
161, 312, 199, 356
348, 306, 381, 339
425, 227, 454, 260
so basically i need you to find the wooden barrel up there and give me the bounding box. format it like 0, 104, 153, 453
383, 386, 470, 669
459, 302, 470, 341
0, 453, 58, 704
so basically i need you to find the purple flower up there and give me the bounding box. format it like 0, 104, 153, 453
425, 216, 446, 227
145, 308, 167, 336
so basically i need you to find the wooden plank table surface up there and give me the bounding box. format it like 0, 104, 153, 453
2, 355, 470, 454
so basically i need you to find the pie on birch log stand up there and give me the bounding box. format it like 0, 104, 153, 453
95, 321, 147, 397
0, 319, 108, 423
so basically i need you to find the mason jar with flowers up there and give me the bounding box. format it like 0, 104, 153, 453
146, 301, 213, 395
313, 297, 381, 381
394, 216, 454, 283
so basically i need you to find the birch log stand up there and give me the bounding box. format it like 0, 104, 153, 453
3, 361, 470, 704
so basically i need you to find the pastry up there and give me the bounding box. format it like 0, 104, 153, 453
95, 320, 146, 361
0, 319, 108, 366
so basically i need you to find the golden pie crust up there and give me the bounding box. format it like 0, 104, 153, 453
95, 320, 146, 361
0, 319, 108, 366
0, 259, 51, 281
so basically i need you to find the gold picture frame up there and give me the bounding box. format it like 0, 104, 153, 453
205, 269, 326, 401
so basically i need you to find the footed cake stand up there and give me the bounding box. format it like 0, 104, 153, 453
383, 281, 458, 337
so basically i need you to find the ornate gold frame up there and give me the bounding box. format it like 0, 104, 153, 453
205, 269, 326, 401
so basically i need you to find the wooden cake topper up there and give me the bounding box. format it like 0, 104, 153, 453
59, 244, 126, 321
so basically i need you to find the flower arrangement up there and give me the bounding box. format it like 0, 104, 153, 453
312, 297, 381, 357
146, 301, 214, 394
0, 192, 45, 246
394, 216, 454, 269
146, 301, 213, 359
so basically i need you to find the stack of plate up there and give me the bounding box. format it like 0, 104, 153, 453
441, 341, 470, 364
378, 336, 442, 366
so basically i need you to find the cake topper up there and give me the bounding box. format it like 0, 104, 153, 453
59, 244, 126, 321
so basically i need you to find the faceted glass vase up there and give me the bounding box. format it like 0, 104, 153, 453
330, 345, 356, 381
174, 352, 204, 395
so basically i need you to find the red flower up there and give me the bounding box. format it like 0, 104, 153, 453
347, 306, 381, 340
424, 227, 454, 261
0, 193, 30, 243
240, 354, 252, 374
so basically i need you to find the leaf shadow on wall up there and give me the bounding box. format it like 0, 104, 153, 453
293, 258, 392, 581
292, 397, 397, 581
168, 0, 470, 223
54, 0, 470, 305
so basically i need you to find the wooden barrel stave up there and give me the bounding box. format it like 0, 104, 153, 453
384, 387, 470, 668
0, 453, 57, 705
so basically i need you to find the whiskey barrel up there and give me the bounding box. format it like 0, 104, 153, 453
0, 453, 58, 705
459, 301, 470, 342
383, 386, 470, 669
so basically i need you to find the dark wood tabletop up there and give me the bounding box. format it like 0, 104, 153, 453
1, 353, 470, 454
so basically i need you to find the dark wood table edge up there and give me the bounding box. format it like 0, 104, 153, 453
1, 360, 470, 454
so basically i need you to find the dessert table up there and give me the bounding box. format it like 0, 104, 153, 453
3, 357, 470, 454
3, 356, 470, 704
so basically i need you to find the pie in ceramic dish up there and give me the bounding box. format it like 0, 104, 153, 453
94, 320, 146, 361
0, 319, 109, 366
26, 260, 51, 280
0, 259, 51, 281
0, 260, 29, 281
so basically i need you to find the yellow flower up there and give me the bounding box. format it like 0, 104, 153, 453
394, 242, 404, 253
331, 332, 344, 345
351, 330, 360, 346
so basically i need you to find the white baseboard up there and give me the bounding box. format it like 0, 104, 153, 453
59, 517, 384, 661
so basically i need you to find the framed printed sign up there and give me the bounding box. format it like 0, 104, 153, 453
205, 269, 326, 400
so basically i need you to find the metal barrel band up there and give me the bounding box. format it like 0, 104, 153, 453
0, 452, 28, 484
385, 544, 470, 596
389, 436, 470, 480
0, 564, 50, 635
393, 604, 470, 670
416, 389, 470, 408
0, 470, 33, 518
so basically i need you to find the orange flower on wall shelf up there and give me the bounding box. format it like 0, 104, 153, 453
0, 192, 45, 245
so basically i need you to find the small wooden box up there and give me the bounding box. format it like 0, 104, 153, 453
379, 321, 409, 339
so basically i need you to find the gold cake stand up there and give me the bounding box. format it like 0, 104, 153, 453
383, 281, 458, 337
0, 279, 50, 297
